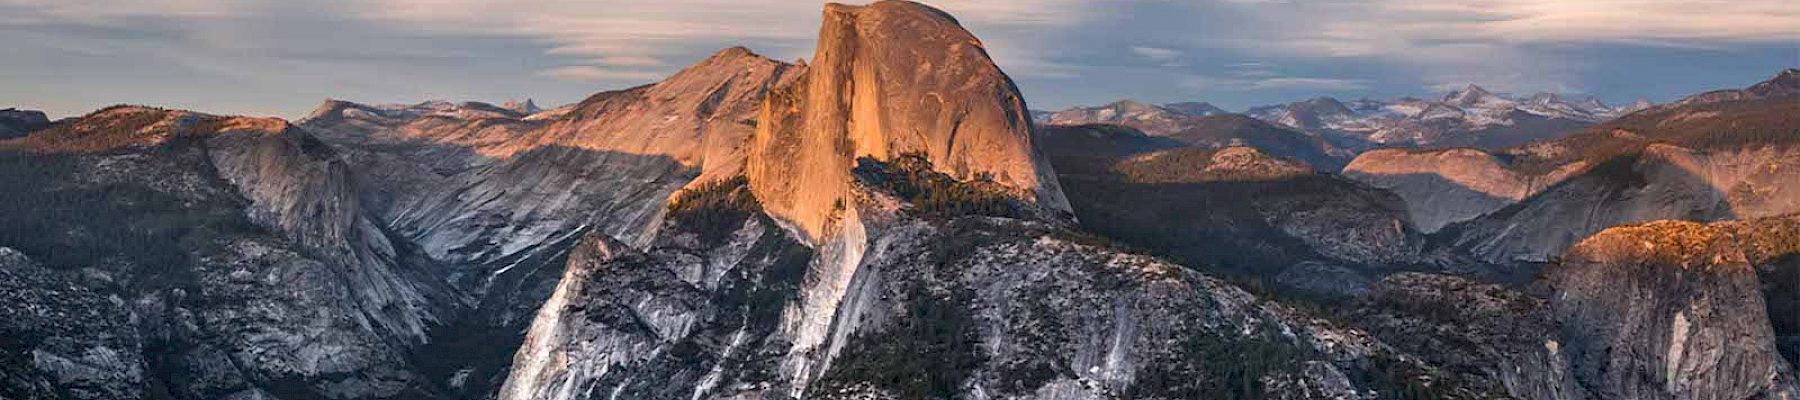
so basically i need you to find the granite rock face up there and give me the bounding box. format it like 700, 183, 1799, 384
297, 47, 804, 396
0, 248, 146, 400
1548, 220, 1798, 400
0, 106, 457, 399
746, 0, 1069, 242
497, 181, 1470, 400
1348, 217, 1800, 400
1346, 273, 1581, 400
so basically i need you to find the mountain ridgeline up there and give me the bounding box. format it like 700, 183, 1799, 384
1, 2, 1796, 400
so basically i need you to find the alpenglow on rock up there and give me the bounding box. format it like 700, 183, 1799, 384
747, 0, 1070, 241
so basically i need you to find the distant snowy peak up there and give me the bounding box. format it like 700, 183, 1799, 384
305, 98, 543, 124
1045, 99, 1199, 134
1443, 84, 1515, 109
1619, 98, 1656, 114
1275, 97, 1360, 130
1517, 92, 1615, 122
1243, 85, 1623, 149
1162, 101, 1228, 116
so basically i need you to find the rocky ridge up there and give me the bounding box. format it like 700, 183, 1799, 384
0, 108, 50, 139
0, 106, 456, 398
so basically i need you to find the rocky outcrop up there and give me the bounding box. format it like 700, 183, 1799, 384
0, 108, 50, 139
1346, 273, 1581, 400
0, 106, 459, 399
1349, 217, 1800, 400
746, 0, 1069, 242
498, 177, 1478, 399
299, 47, 804, 397
1547, 220, 1798, 399
1343, 148, 1585, 233
0, 248, 146, 400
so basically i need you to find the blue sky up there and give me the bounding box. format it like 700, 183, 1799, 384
2, 0, 1795, 119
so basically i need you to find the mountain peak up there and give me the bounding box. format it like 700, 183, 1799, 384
1163, 101, 1228, 116
1748, 67, 1800, 97
747, 0, 1068, 240
1444, 84, 1515, 109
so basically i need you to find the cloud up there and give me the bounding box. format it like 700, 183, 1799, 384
1179, 72, 1367, 92
537, 66, 664, 82
1251, 77, 1367, 90
1130, 46, 1182, 61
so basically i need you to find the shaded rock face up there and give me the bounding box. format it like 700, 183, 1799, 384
1547, 220, 1798, 400
499, 183, 1482, 399
1348, 216, 1800, 400
746, 0, 1069, 241
1345, 273, 1582, 400
1709, 216, 1800, 368
0, 108, 50, 139
0, 107, 456, 399
1343, 148, 1585, 233
298, 47, 803, 397
0, 248, 146, 400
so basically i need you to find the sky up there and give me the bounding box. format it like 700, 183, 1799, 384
2, 0, 1796, 119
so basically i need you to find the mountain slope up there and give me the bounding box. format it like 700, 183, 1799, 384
0, 108, 49, 139
1052, 145, 1425, 296
299, 47, 803, 397
0, 106, 456, 399
1445, 71, 1800, 263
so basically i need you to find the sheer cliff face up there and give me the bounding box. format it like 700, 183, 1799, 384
0, 107, 454, 399
1549, 220, 1798, 400
747, 0, 1069, 241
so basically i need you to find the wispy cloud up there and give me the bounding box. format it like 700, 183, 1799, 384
537, 66, 665, 82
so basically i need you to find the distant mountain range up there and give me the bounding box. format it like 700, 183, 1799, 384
1044, 85, 1664, 153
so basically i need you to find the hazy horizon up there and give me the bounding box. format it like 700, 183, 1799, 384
3, 0, 1795, 119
